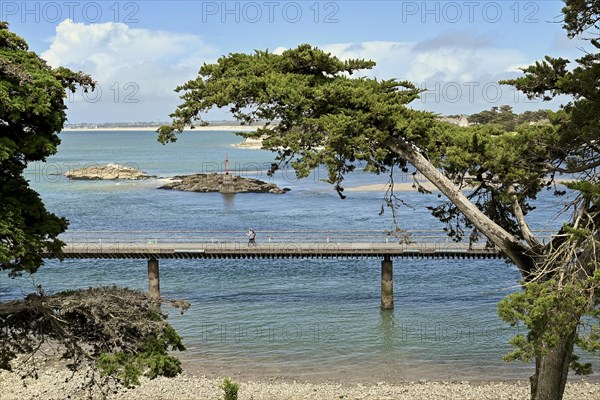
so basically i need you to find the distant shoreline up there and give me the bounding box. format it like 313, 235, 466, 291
62, 125, 261, 132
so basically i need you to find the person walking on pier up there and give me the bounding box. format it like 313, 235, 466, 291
247, 228, 256, 246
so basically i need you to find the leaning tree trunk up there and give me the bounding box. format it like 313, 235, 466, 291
531, 332, 576, 400
385, 138, 535, 273
384, 138, 584, 400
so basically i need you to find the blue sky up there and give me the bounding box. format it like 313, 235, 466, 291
2, 1, 588, 123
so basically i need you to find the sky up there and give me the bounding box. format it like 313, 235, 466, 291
1, 0, 590, 123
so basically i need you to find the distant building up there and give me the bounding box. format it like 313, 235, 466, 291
528, 119, 550, 125
438, 115, 471, 127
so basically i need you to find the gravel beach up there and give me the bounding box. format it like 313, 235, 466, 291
2, 366, 598, 400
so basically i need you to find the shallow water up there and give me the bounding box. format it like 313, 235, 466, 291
3, 129, 596, 381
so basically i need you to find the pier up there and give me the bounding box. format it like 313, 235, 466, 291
49, 230, 510, 309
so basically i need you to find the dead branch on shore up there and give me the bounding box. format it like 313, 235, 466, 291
0, 285, 190, 399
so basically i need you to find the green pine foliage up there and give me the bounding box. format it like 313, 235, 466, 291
158, 3, 598, 397
0, 22, 94, 276
97, 326, 185, 388
219, 377, 239, 400
499, 270, 600, 370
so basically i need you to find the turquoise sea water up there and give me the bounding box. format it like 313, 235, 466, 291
2, 130, 596, 382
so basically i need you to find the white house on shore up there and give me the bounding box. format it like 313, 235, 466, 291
438, 115, 471, 127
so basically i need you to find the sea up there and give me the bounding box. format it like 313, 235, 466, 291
2, 129, 597, 382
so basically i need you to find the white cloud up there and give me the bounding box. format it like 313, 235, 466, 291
413, 28, 495, 52
320, 38, 525, 84
317, 33, 553, 114
45, 21, 558, 122
321, 41, 414, 80
42, 20, 217, 123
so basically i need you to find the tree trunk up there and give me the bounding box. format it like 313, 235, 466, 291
384, 138, 584, 400
385, 138, 535, 273
530, 334, 575, 400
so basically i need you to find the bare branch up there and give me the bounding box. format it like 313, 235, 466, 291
544, 157, 600, 174
507, 184, 541, 248
384, 137, 535, 274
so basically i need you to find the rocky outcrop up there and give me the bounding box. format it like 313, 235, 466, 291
159, 173, 289, 194
64, 163, 154, 180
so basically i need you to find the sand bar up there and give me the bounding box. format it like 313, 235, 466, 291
346, 179, 574, 193
346, 181, 443, 192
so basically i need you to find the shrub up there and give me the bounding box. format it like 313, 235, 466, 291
219, 377, 239, 400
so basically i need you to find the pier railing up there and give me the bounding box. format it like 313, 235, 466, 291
59, 229, 555, 246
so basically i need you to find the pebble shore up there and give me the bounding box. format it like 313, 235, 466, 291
1, 367, 598, 400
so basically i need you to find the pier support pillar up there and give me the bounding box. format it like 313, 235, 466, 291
381, 256, 393, 309
148, 258, 160, 305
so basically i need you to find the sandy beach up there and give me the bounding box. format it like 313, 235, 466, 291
345, 179, 573, 193
1, 355, 598, 400
1, 364, 598, 400
232, 136, 265, 149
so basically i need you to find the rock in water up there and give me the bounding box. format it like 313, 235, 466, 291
65, 163, 154, 180
160, 173, 289, 194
